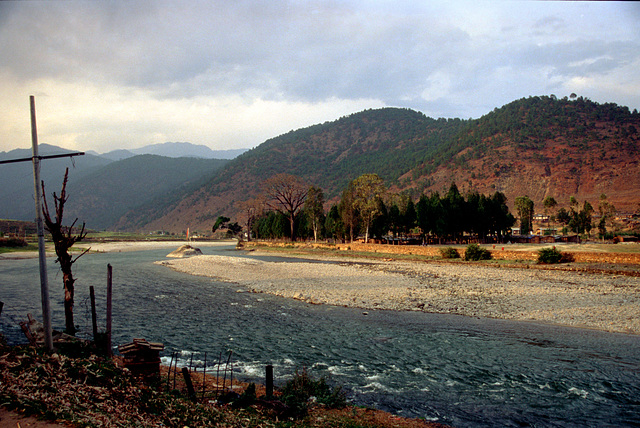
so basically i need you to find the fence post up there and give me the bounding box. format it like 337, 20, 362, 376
106, 264, 113, 356
89, 286, 98, 338
182, 367, 197, 402
266, 364, 274, 398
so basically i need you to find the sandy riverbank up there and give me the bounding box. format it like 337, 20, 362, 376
159, 252, 640, 335
0, 240, 236, 259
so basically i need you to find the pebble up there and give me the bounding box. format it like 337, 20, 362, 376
158, 254, 640, 335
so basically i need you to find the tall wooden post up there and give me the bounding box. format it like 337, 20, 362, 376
30, 95, 53, 351
106, 264, 113, 356
89, 286, 98, 338
265, 364, 274, 398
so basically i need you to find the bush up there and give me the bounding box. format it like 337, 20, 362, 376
280, 369, 346, 417
538, 247, 574, 264
464, 243, 492, 261
0, 238, 28, 248
440, 247, 460, 259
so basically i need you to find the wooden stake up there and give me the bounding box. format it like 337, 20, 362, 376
106, 264, 112, 356
89, 286, 98, 339
182, 367, 196, 402
266, 364, 274, 398
202, 351, 207, 399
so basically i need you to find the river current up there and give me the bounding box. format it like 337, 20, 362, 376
1, 245, 639, 427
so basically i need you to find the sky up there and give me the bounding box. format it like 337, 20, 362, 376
1, 1, 639, 154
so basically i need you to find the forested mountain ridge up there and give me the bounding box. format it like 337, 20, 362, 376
404, 96, 639, 211
117, 108, 468, 232
115, 96, 640, 234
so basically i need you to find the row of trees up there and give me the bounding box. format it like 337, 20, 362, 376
235, 173, 622, 243
245, 173, 516, 243
512, 194, 618, 238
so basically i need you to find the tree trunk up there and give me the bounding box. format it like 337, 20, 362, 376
289, 214, 296, 242
62, 269, 76, 334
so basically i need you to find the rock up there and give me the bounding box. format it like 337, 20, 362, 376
166, 244, 203, 258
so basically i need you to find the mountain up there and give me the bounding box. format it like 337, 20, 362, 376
0, 146, 229, 230
129, 142, 247, 159
0, 144, 112, 221
64, 155, 228, 230
92, 143, 247, 161
116, 96, 640, 234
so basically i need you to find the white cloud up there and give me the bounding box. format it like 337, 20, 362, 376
0, 0, 639, 152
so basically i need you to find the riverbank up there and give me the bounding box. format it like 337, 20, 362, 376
0, 343, 446, 428
0, 239, 236, 259
159, 243, 640, 335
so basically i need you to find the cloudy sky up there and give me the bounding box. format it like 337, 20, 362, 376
1, 1, 639, 154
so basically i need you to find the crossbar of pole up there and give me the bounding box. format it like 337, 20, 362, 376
0, 152, 85, 165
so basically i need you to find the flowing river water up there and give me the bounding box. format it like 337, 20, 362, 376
1, 245, 639, 427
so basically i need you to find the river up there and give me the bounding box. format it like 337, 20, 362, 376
1, 245, 639, 427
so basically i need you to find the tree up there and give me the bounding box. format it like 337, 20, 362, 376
442, 183, 465, 239
569, 200, 594, 235
262, 174, 308, 241
556, 207, 571, 233
237, 198, 264, 241
41, 168, 88, 335
339, 182, 358, 243
212, 216, 230, 233
351, 173, 386, 243
488, 191, 515, 239
515, 196, 534, 235
542, 196, 557, 216
597, 193, 616, 239
388, 203, 401, 239
304, 186, 325, 242
324, 205, 344, 242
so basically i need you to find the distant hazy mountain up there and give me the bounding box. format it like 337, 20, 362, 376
0, 145, 229, 229
91, 142, 247, 160
128, 142, 248, 159
65, 154, 228, 230
0, 144, 112, 221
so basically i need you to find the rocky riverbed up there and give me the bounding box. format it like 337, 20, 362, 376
158, 253, 640, 335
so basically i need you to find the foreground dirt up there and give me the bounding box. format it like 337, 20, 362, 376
0, 408, 65, 428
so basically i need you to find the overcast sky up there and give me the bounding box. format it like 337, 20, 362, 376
1, 1, 639, 154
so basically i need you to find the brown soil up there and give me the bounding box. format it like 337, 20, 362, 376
0, 408, 66, 428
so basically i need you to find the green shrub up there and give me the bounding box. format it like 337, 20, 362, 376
440, 247, 460, 259
464, 243, 492, 261
280, 369, 346, 417
538, 247, 574, 264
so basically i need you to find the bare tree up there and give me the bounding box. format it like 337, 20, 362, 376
262, 173, 308, 241
236, 197, 265, 241
41, 168, 88, 335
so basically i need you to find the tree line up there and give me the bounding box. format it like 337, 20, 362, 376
244, 173, 517, 243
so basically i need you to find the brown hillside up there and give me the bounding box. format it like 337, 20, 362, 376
118, 97, 640, 234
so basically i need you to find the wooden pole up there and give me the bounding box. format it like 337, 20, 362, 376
201, 351, 207, 399
30, 95, 53, 351
265, 364, 274, 398
106, 264, 113, 356
89, 286, 98, 338
182, 367, 196, 402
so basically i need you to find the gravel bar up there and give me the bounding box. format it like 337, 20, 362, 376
158, 254, 640, 335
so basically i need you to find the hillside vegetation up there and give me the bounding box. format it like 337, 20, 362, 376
66, 155, 228, 230
118, 96, 639, 234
